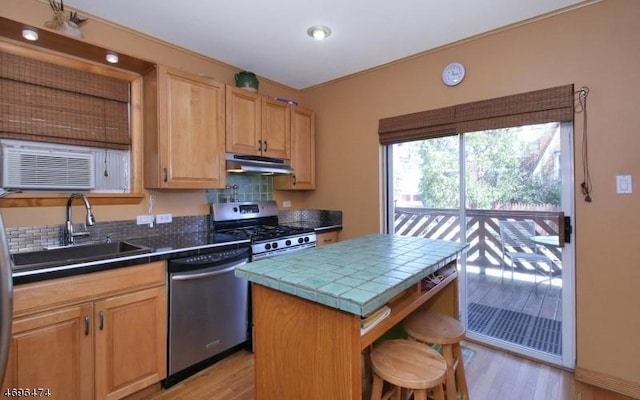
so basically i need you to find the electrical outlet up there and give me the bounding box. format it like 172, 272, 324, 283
136, 215, 155, 225
282, 200, 292, 208
156, 213, 173, 224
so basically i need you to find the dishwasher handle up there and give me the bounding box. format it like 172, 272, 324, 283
170, 260, 247, 281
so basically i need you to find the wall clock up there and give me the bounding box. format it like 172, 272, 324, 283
442, 62, 466, 86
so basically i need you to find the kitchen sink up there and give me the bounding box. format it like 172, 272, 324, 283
11, 241, 152, 271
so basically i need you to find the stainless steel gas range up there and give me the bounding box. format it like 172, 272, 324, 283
211, 201, 317, 260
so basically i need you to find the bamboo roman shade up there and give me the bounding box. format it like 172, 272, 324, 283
378, 84, 574, 145
0, 51, 130, 150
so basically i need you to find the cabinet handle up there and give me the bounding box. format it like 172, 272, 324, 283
264, 141, 268, 152
258, 140, 262, 151
163, 168, 168, 183
292, 175, 297, 185
84, 315, 90, 336
99, 311, 104, 330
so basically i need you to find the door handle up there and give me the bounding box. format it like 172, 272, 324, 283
84, 315, 90, 336
557, 213, 572, 247
170, 260, 248, 281
99, 311, 104, 330
258, 140, 263, 152
263, 140, 268, 152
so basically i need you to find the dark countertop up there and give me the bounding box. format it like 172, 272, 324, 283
11, 217, 342, 285
282, 221, 342, 233
11, 232, 250, 285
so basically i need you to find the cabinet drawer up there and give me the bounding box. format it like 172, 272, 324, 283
14, 261, 166, 317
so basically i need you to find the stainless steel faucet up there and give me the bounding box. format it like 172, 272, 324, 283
65, 193, 96, 246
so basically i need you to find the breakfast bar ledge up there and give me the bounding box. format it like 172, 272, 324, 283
235, 233, 468, 399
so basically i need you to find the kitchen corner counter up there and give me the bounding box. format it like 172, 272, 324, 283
235, 233, 467, 316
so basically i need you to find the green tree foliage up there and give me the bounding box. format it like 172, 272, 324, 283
417, 126, 561, 209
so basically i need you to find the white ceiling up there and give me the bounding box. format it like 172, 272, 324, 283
64, 0, 592, 90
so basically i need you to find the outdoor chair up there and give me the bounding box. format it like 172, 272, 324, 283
499, 220, 554, 285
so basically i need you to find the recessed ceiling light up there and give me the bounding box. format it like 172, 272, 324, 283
307, 26, 331, 41
21, 29, 38, 41
105, 52, 119, 64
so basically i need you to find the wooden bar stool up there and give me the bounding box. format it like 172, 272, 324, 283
369, 339, 446, 400
403, 312, 469, 400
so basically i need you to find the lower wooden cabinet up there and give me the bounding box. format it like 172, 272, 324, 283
4, 303, 94, 400
2, 262, 167, 400
316, 231, 339, 247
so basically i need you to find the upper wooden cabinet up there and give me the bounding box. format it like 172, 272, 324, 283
274, 106, 316, 190
143, 66, 226, 189
226, 86, 291, 159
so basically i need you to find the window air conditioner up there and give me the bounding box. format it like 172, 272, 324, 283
1, 145, 95, 190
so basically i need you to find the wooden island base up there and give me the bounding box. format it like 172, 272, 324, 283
252, 263, 458, 400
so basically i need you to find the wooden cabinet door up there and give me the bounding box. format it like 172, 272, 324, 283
261, 97, 290, 159
149, 66, 226, 189
316, 231, 339, 247
144, 66, 226, 189
226, 86, 261, 156
275, 106, 315, 190
2, 304, 94, 400
94, 286, 166, 400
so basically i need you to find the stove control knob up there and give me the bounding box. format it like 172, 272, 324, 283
285, 240, 292, 246
272, 242, 278, 249
233, 207, 238, 212
265, 243, 271, 250
304, 237, 310, 243
298, 238, 304, 244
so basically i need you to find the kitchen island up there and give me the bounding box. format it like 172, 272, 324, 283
235, 233, 467, 399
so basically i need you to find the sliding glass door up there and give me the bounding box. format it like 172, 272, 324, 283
387, 122, 575, 368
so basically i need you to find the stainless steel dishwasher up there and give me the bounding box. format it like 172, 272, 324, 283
164, 246, 251, 387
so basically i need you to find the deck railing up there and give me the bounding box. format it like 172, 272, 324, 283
394, 207, 562, 275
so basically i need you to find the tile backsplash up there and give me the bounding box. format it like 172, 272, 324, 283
5, 215, 208, 254
207, 173, 273, 204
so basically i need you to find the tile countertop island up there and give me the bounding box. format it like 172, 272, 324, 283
235, 233, 468, 400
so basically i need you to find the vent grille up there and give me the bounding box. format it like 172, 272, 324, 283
2, 146, 95, 190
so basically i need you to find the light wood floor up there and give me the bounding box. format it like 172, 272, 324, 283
141, 342, 634, 400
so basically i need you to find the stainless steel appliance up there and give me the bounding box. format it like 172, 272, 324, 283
0, 213, 12, 383
226, 153, 294, 175
211, 201, 316, 260
163, 242, 251, 388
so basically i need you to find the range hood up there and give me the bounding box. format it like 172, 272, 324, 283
225, 153, 294, 175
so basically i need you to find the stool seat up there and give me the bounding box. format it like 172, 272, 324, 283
404, 311, 465, 345
403, 312, 469, 400
370, 339, 446, 400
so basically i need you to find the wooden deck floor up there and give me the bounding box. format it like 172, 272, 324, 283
466, 266, 563, 321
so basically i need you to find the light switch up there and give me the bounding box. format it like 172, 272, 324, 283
616, 175, 632, 194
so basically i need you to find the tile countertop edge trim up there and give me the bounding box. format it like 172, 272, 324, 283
235, 246, 467, 316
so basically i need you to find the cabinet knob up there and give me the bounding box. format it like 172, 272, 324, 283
258, 140, 263, 152
99, 311, 104, 330
84, 315, 90, 336
163, 168, 168, 183
264, 141, 268, 152
292, 175, 297, 185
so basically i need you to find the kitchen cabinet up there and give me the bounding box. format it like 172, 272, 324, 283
274, 106, 316, 190
226, 86, 291, 159
316, 231, 339, 247
2, 262, 167, 400
143, 65, 226, 189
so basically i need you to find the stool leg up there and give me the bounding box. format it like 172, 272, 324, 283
454, 343, 470, 400
432, 384, 446, 400
442, 344, 457, 400
370, 374, 383, 400
413, 389, 428, 400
